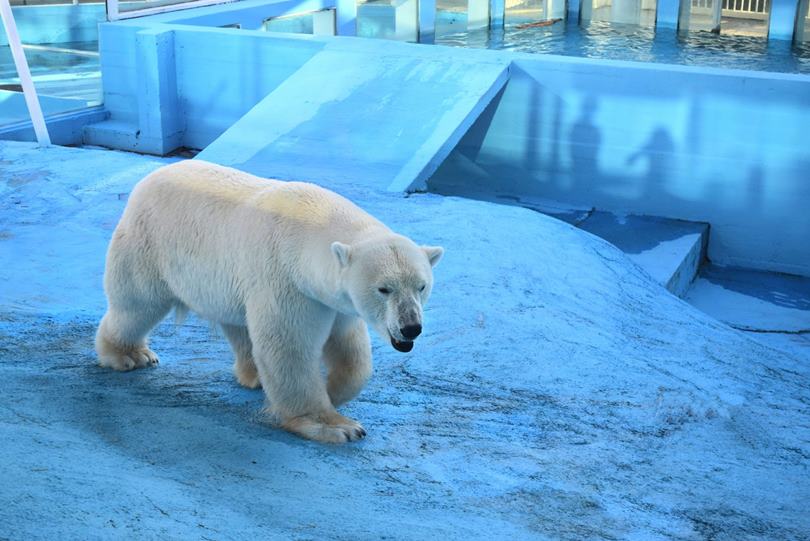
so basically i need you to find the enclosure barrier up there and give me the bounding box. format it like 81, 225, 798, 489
98, 0, 806, 40
0, 0, 50, 144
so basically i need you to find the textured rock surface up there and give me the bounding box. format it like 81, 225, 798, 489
1, 141, 808, 540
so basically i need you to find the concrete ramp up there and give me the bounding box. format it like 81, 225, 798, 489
197, 41, 510, 192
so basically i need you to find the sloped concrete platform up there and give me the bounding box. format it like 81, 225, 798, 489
2, 141, 809, 539
197, 40, 510, 192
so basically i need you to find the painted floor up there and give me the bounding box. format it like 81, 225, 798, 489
1, 141, 809, 540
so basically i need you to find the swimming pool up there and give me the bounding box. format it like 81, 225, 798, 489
435, 20, 810, 73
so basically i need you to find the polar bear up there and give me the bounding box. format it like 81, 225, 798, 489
95, 160, 443, 443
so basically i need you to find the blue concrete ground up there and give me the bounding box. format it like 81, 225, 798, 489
1, 141, 809, 539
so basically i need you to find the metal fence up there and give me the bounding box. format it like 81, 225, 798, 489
722, 0, 768, 13
692, 0, 769, 17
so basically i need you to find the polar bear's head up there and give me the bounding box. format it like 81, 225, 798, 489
332, 235, 443, 353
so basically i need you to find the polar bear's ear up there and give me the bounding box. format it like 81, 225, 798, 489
422, 245, 444, 267
331, 241, 351, 268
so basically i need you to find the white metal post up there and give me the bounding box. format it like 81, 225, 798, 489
0, 0, 51, 146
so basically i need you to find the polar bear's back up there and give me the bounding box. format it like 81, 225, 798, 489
128, 160, 382, 233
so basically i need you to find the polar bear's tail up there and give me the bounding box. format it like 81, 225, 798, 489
174, 303, 190, 326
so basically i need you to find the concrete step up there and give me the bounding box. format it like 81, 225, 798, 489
684, 264, 810, 359
577, 211, 709, 299
197, 40, 510, 192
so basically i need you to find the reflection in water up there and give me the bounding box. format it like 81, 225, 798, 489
434, 20, 810, 74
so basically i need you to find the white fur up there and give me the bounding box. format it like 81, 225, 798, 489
96, 160, 442, 443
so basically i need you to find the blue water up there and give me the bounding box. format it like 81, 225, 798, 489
434, 20, 810, 74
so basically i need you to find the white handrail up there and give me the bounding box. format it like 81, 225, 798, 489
0, 0, 50, 146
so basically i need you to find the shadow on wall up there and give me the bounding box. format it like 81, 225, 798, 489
626, 127, 675, 200
570, 96, 602, 195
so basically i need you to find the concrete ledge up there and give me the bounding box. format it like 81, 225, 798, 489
82, 118, 170, 156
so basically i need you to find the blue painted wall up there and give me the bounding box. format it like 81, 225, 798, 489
428, 58, 810, 275
0, 4, 104, 46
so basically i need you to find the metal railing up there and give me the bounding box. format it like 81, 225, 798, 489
692, 0, 769, 17
722, 0, 768, 15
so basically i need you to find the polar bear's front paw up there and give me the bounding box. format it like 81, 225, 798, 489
282, 412, 366, 444
99, 346, 160, 372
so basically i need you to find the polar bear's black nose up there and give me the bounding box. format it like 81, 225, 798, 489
401, 324, 422, 340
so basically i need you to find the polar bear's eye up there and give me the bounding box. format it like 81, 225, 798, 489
378, 287, 391, 295
419, 284, 426, 292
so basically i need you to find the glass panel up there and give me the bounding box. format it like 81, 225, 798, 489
1, 0, 102, 130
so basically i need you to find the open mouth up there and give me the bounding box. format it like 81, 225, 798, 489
390, 336, 414, 353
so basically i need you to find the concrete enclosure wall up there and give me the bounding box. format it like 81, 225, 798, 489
95, 6, 810, 275
91, 0, 335, 154
95, 23, 323, 153
428, 58, 810, 275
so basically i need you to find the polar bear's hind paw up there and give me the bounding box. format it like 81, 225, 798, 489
98, 346, 160, 371
283, 413, 366, 443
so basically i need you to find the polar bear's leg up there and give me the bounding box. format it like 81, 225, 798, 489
324, 315, 372, 408
96, 299, 172, 371
246, 296, 366, 443
221, 324, 260, 389
96, 235, 174, 372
